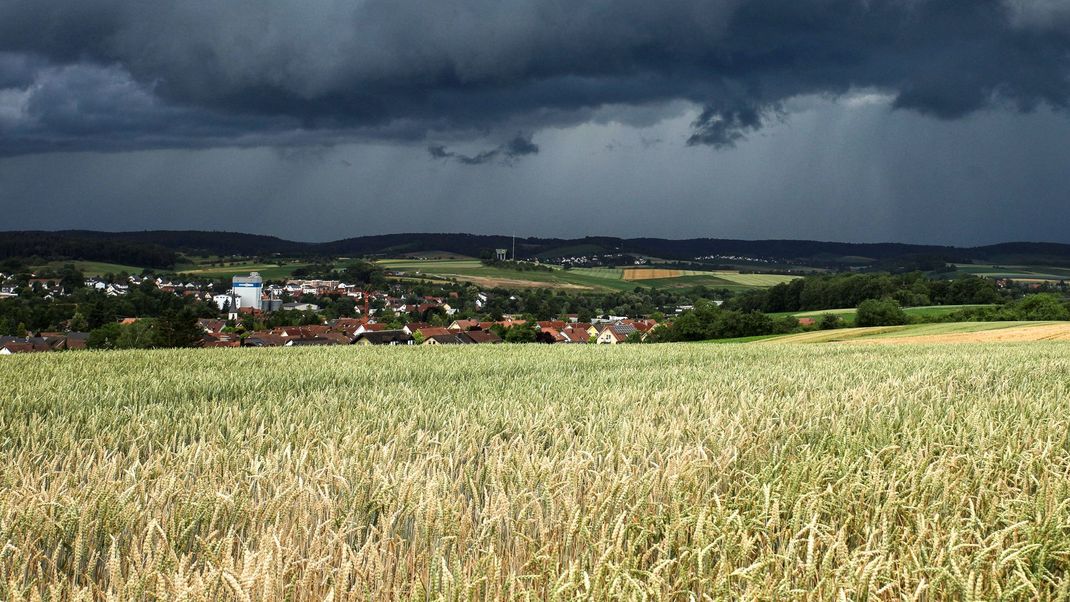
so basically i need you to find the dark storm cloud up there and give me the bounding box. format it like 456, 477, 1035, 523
429, 134, 539, 165
1, 1, 1069, 154
0, 53, 43, 88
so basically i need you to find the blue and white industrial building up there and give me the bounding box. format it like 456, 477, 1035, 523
232, 272, 263, 312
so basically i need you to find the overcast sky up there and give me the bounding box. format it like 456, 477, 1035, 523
2, 0, 1070, 245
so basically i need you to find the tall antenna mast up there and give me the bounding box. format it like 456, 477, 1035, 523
512, 232, 516, 261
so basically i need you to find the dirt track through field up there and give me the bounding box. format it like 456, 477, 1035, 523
848, 323, 1070, 345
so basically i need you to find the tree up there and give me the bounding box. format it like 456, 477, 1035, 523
1012, 294, 1070, 321
87, 322, 123, 349
58, 264, 85, 293
117, 319, 158, 349
422, 305, 447, 324
376, 307, 397, 323
855, 298, 908, 327
155, 308, 202, 348
660, 300, 726, 341
69, 311, 89, 332
818, 313, 842, 330
504, 323, 537, 343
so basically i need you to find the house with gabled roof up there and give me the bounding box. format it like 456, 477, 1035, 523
284, 337, 339, 347
448, 319, 480, 331
414, 327, 452, 339
596, 322, 638, 344
422, 333, 474, 345
535, 327, 567, 344
242, 333, 287, 347
354, 323, 386, 335
198, 319, 227, 334
0, 337, 55, 354
464, 330, 503, 344
560, 327, 591, 344
353, 330, 414, 346
403, 322, 433, 335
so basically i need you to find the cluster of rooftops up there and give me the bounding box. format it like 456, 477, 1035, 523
201, 317, 659, 348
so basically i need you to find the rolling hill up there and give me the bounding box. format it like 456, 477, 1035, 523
6, 230, 1070, 271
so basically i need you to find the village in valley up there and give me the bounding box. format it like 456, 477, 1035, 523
0, 264, 664, 354
210, 271, 660, 348
4, 233, 1069, 355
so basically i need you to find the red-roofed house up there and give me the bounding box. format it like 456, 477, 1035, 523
449, 319, 480, 331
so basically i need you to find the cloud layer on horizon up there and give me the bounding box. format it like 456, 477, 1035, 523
2, 0, 1070, 156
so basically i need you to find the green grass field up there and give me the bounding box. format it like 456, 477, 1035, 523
378, 259, 637, 290
175, 261, 314, 280
377, 259, 796, 292
950, 263, 1070, 282
568, 267, 625, 280
635, 275, 750, 290
754, 321, 1057, 344
708, 271, 799, 286
31, 260, 148, 277
4, 344, 1070, 599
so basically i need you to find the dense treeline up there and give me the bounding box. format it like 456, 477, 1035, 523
473, 286, 726, 322
943, 294, 1070, 322
290, 261, 386, 286
0, 280, 217, 337
0, 233, 177, 268
12, 230, 1070, 266
86, 309, 204, 349
650, 301, 799, 342
655, 292, 1070, 343
728, 272, 1003, 313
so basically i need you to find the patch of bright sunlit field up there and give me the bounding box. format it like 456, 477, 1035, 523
2, 343, 1070, 600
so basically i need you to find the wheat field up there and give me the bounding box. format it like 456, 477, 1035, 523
2, 344, 1070, 600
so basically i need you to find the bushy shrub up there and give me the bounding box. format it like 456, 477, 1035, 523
855, 298, 908, 327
